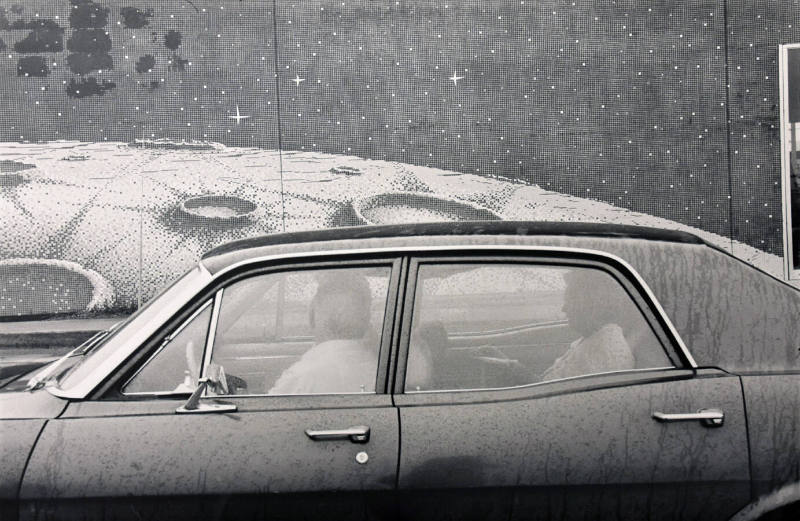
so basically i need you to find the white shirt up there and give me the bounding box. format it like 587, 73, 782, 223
268, 339, 378, 395
541, 323, 635, 381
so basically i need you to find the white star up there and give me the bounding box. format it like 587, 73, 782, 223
227, 104, 250, 124
449, 71, 464, 86
292, 74, 306, 86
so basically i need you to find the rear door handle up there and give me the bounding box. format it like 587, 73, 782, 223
305, 425, 370, 443
652, 408, 724, 427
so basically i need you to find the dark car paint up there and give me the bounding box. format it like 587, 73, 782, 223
395, 369, 750, 521
2, 225, 799, 520
740, 375, 800, 499
201, 221, 706, 260
0, 392, 68, 521
0, 420, 48, 521
0, 389, 68, 420
20, 396, 399, 521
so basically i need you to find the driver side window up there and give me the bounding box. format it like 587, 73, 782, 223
211, 266, 390, 395
122, 265, 391, 397
123, 302, 211, 395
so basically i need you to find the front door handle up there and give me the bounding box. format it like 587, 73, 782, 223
652, 408, 724, 427
305, 425, 370, 443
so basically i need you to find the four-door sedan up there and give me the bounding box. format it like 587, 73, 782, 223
1, 221, 799, 521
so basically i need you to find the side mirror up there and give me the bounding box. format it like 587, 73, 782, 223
176, 374, 237, 415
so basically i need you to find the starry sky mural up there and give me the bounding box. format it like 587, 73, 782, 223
0, 0, 795, 259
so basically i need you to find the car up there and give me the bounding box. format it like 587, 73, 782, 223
1, 221, 799, 521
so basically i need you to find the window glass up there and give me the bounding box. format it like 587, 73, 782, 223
211, 266, 391, 395
405, 263, 672, 392
123, 302, 211, 394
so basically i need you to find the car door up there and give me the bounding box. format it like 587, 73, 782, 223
20, 259, 402, 521
392, 252, 751, 521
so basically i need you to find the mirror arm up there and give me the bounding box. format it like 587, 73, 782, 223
181, 377, 209, 411
176, 377, 237, 415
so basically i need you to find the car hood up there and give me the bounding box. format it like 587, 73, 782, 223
0, 388, 68, 419
0, 358, 58, 391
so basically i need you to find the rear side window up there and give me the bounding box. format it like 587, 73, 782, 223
404, 263, 672, 392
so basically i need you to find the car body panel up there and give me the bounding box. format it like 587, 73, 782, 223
741, 375, 800, 500
0, 390, 67, 420
0, 419, 47, 519
0, 392, 66, 517
396, 370, 750, 521
571, 237, 800, 373
3, 223, 799, 520
20, 396, 398, 521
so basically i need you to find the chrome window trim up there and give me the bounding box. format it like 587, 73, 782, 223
405, 366, 677, 395
201, 289, 224, 380
48, 264, 214, 399
216, 390, 377, 398
120, 299, 213, 396
51, 244, 696, 400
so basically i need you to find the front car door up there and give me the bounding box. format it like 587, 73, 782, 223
20, 258, 402, 521
393, 251, 751, 521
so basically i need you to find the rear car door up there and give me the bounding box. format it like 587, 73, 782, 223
393, 251, 751, 521
20, 259, 402, 521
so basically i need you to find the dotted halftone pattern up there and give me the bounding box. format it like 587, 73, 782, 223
725, 1, 800, 256
0, 0, 789, 317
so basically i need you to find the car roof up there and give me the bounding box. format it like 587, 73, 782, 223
204, 221, 704, 259
201, 221, 706, 273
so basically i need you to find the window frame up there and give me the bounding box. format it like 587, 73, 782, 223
100, 255, 402, 400
120, 298, 214, 397
393, 252, 691, 398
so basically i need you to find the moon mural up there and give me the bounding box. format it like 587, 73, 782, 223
0, 140, 782, 317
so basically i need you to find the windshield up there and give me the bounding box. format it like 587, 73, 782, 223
55, 265, 211, 392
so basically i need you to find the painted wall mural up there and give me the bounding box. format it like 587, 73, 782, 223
0, 0, 796, 318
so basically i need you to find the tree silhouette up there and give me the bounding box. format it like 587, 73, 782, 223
164, 30, 182, 51
13, 20, 64, 53
66, 77, 116, 98
65, 0, 114, 95
67, 29, 112, 53
17, 56, 49, 77
69, 0, 108, 29
135, 54, 155, 73
120, 7, 152, 29
67, 53, 113, 75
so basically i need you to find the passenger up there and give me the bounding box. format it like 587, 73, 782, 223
540, 269, 635, 381
405, 321, 447, 391
269, 272, 377, 394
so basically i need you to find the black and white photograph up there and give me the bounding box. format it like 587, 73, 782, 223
0, 1, 799, 520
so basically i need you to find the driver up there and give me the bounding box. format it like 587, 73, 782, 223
541, 269, 635, 381
269, 272, 377, 394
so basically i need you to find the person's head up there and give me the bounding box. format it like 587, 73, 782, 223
310, 272, 371, 342
561, 269, 622, 337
